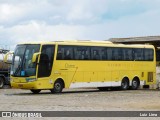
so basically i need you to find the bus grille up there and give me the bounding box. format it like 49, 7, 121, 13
148, 72, 153, 82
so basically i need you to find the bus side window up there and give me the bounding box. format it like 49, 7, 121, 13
123, 48, 133, 61
107, 48, 113, 60
91, 47, 106, 60
101, 48, 107, 60
77, 51, 81, 60
118, 48, 123, 60
64, 49, 71, 60
92, 50, 100, 60
144, 49, 149, 61
123, 49, 128, 60
74, 47, 83, 60
74, 48, 78, 60
133, 49, 143, 61
144, 49, 153, 61
112, 48, 119, 60
57, 46, 73, 60
57, 49, 63, 60
81, 47, 90, 60
82, 50, 86, 60
148, 49, 153, 61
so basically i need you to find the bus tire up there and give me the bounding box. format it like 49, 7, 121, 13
30, 89, 41, 94
50, 80, 64, 94
131, 78, 140, 90
0, 77, 4, 89
121, 78, 129, 90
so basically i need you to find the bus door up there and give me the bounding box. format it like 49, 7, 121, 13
38, 45, 55, 79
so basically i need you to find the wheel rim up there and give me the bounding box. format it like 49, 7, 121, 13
55, 83, 61, 92
122, 81, 127, 89
132, 80, 138, 87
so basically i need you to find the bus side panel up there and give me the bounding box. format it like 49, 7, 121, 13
70, 71, 84, 83
98, 71, 106, 82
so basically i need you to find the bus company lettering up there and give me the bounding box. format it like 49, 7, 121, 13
65, 63, 76, 68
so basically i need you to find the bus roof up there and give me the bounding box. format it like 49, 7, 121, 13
18, 40, 154, 49
19, 40, 112, 44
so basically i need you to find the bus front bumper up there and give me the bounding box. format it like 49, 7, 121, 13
11, 81, 43, 90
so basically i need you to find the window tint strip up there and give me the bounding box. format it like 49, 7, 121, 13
56, 45, 154, 61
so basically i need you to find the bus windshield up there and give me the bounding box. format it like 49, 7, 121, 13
11, 44, 40, 77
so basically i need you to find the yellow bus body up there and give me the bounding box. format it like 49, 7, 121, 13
10, 41, 156, 92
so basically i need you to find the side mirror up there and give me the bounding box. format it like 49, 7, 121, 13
3, 51, 14, 64
32, 52, 41, 63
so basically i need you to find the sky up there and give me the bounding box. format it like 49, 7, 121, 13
0, 0, 160, 50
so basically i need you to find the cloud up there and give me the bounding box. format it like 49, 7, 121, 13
1, 0, 160, 26
0, 3, 24, 25
0, 0, 109, 26
0, 0, 160, 50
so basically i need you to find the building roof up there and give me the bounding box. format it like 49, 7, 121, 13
109, 36, 160, 43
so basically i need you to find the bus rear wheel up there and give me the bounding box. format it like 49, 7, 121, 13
121, 78, 129, 90
131, 79, 139, 90
50, 80, 64, 94
0, 77, 4, 89
30, 89, 41, 94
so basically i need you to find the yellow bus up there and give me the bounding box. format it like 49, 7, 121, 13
5, 41, 156, 93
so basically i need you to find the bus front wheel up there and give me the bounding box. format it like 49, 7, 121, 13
121, 78, 129, 90
50, 80, 64, 94
30, 89, 41, 94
